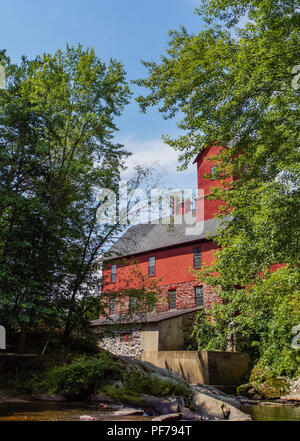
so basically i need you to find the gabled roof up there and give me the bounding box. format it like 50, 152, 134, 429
90, 306, 202, 327
103, 214, 225, 261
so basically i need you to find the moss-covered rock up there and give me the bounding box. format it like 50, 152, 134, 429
237, 365, 290, 400
257, 380, 289, 399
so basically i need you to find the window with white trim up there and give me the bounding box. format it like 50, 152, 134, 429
195, 286, 203, 307
109, 298, 115, 315
169, 290, 176, 309
129, 297, 137, 311
111, 264, 117, 283
193, 247, 201, 268
211, 166, 217, 180
148, 256, 155, 276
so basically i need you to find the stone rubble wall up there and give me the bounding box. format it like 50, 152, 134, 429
155, 280, 221, 311
95, 325, 142, 359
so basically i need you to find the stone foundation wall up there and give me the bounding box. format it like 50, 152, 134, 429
156, 280, 220, 311
95, 325, 142, 359
99, 280, 220, 319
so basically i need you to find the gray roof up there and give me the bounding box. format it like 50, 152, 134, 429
104, 214, 226, 260
90, 306, 202, 327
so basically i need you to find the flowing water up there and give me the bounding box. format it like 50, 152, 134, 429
0, 400, 153, 421
0, 400, 299, 421
239, 403, 300, 421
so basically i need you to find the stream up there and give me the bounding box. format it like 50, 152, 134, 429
0, 400, 299, 421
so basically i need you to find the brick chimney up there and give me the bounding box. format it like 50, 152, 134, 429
172, 197, 193, 215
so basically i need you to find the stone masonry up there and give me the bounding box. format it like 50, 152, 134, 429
96, 325, 142, 359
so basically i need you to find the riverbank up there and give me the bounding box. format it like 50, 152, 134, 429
0, 391, 299, 421
0, 353, 252, 421
1, 331, 298, 421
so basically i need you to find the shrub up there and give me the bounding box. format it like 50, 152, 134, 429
42, 354, 191, 401
47, 352, 123, 399
191, 307, 227, 351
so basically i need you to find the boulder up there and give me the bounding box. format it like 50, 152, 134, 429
192, 391, 252, 421
117, 356, 189, 387
280, 394, 300, 402
152, 413, 182, 421
192, 384, 240, 407
80, 415, 99, 421
140, 396, 181, 416
281, 376, 300, 402
90, 394, 119, 405
181, 407, 203, 421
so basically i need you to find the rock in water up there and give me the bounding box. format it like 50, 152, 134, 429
281, 376, 300, 402
181, 407, 203, 421
192, 391, 252, 421
80, 415, 99, 421
140, 396, 180, 416
112, 408, 144, 416
152, 413, 182, 421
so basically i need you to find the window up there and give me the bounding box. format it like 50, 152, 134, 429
129, 297, 137, 311
195, 286, 203, 307
120, 333, 133, 342
109, 298, 115, 316
148, 256, 155, 276
111, 264, 117, 283
193, 247, 201, 268
169, 290, 176, 309
211, 166, 217, 180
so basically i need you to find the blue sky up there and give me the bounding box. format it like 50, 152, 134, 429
1, 0, 204, 189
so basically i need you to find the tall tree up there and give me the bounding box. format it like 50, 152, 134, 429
0, 45, 131, 349
135, 0, 300, 374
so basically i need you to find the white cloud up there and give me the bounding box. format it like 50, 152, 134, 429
120, 133, 178, 172
118, 133, 196, 190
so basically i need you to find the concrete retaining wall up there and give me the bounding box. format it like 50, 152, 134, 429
141, 350, 250, 386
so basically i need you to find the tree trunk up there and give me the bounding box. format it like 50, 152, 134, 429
17, 322, 28, 354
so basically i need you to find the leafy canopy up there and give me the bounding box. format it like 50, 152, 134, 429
0, 45, 131, 342
135, 0, 300, 375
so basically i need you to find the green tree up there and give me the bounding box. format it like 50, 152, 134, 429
135, 0, 300, 375
0, 45, 131, 350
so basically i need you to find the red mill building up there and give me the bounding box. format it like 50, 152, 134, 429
90, 145, 240, 359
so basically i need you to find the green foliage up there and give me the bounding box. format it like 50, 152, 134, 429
101, 262, 161, 318
135, 0, 300, 379
136, 1, 299, 173
24, 351, 191, 401
237, 365, 291, 399
0, 45, 131, 346
195, 267, 300, 376
0, 329, 103, 394
119, 370, 191, 398
47, 353, 123, 399
191, 307, 227, 351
